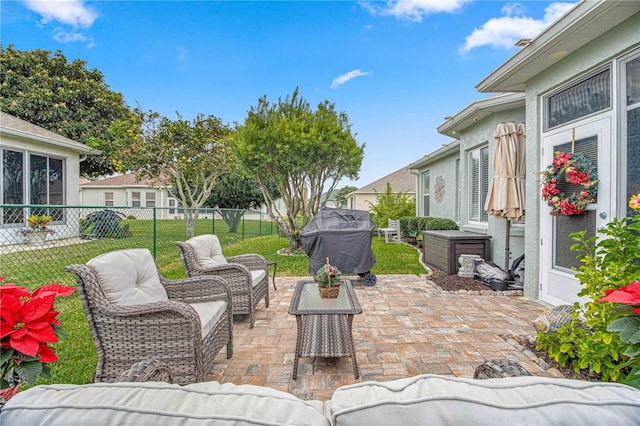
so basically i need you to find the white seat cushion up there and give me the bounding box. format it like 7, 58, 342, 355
187, 235, 228, 268
189, 301, 227, 337
250, 270, 266, 287
87, 249, 168, 306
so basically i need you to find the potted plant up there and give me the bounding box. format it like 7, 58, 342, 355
314, 258, 342, 298
0, 276, 75, 404
20, 214, 54, 245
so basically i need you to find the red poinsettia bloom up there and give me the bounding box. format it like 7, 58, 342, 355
559, 199, 577, 215
0, 278, 75, 362
553, 152, 572, 168
598, 282, 640, 315
542, 183, 560, 199
566, 168, 590, 185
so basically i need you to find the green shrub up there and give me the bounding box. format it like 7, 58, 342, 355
399, 216, 420, 237
369, 183, 415, 227
423, 217, 458, 231
535, 212, 640, 383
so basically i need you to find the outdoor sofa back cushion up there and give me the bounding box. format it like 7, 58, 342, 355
87, 248, 168, 306
329, 374, 640, 426
187, 234, 228, 268
0, 381, 329, 426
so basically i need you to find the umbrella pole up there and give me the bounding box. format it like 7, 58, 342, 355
504, 219, 511, 271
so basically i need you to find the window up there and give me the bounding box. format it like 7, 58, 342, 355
469, 146, 489, 223
104, 192, 114, 207
455, 159, 460, 222
131, 191, 141, 207
422, 171, 430, 216
623, 53, 640, 216
546, 67, 611, 130
1, 149, 65, 224
145, 192, 156, 207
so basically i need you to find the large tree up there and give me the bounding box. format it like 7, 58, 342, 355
206, 173, 279, 233
334, 185, 358, 208
0, 45, 131, 177
111, 110, 234, 237
235, 88, 364, 249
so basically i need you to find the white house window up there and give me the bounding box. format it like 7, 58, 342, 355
1, 149, 65, 224
469, 146, 489, 223
623, 52, 640, 216
145, 192, 156, 207
104, 192, 114, 207
131, 191, 141, 207
546, 67, 611, 130
422, 171, 430, 216
455, 159, 460, 222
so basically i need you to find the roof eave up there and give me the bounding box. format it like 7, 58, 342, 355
1, 127, 100, 155
408, 140, 460, 169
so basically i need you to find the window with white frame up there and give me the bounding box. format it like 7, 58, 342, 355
104, 192, 114, 207
422, 171, 430, 216
131, 191, 141, 207
145, 192, 156, 207
622, 51, 640, 216
1, 149, 65, 225
469, 146, 489, 223
545, 67, 611, 130
455, 159, 460, 222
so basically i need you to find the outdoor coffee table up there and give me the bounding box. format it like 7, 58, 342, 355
288, 279, 362, 379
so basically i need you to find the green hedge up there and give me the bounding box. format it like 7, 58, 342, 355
399, 216, 458, 237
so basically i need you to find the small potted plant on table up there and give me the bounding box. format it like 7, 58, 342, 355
314, 258, 342, 299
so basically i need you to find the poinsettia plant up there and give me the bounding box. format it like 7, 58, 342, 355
0, 277, 75, 389
597, 282, 640, 388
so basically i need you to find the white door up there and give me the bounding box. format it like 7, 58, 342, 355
540, 117, 611, 306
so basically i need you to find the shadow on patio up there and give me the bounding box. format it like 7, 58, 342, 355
209, 274, 549, 401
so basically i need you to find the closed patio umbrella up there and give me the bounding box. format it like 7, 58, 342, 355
484, 122, 526, 269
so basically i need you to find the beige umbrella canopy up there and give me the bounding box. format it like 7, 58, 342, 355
484, 122, 526, 269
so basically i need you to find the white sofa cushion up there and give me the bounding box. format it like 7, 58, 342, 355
0, 381, 328, 426
329, 374, 640, 426
251, 269, 266, 287
187, 234, 228, 268
87, 248, 168, 306
189, 301, 227, 337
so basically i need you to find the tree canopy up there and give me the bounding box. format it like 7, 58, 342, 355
206, 173, 279, 233
0, 45, 132, 177
334, 185, 358, 208
235, 88, 364, 249
110, 110, 235, 237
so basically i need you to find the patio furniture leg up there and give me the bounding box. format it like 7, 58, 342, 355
346, 315, 360, 379
292, 316, 302, 380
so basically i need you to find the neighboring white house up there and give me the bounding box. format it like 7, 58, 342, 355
411, 1, 639, 306
0, 112, 97, 244
346, 167, 415, 211
79, 173, 214, 219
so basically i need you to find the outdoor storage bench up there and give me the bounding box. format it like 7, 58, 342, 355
2, 374, 639, 425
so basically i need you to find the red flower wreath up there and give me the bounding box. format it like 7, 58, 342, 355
541, 151, 598, 216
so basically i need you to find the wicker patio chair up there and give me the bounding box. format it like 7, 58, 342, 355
176, 234, 269, 328
65, 248, 233, 385
114, 359, 175, 383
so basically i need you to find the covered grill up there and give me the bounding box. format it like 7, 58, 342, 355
300, 207, 377, 286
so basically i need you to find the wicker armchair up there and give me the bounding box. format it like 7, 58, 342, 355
65, 248, 233, 385
176, 234, 269, 328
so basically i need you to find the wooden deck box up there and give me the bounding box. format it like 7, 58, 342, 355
423, 230, 491, 275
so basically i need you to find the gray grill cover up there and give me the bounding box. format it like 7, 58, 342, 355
300, 207, 376, 275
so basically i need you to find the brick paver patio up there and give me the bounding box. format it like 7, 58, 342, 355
208, 274, 549, 401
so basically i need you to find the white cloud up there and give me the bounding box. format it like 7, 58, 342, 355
331, 69, 371, 89
176, 46, 189, 63
52, 27, 95, 48
25, 0, 97, 28
459, 2, 576, 54
361, 0, 470, 23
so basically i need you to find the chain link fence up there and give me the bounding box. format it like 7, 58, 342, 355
1, 205, 278, 288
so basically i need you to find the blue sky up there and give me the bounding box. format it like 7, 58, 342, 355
1, 0, 577, 187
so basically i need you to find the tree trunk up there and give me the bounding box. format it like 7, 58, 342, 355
218, 209, 243, 233
184, 209, 199, 238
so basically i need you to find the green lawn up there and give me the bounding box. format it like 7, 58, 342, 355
8, 223, 425, 388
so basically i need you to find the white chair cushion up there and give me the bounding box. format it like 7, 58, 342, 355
189, 301, 227, 337
187, 235, 228, 268
250, 270, 266, 287
87, 249, 168, 306
329, 374, 640, 426
1, 381, 329, 426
